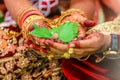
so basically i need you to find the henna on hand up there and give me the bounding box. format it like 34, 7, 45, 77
24, 9, 96, 57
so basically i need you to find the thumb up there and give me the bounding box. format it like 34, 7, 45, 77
71, 34, 97, 48
84, 19, 96, 27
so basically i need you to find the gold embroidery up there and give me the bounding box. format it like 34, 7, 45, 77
87, 15, 120, 35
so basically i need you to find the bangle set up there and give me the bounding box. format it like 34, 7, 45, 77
17, 6, 43, 27
17, 6, 54, 45
21, 15, 44, 41
17, 6, 44, 42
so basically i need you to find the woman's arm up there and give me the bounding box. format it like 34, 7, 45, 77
4, 0, 34, 21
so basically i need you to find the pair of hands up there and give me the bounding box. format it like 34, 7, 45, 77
27, 9, 111, 59
44, 10, 111, 58
45, 32, 111, 58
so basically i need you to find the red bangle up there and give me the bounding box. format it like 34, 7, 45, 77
19, 10, 43, 27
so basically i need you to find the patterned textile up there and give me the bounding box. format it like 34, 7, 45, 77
0, 25, 63, 80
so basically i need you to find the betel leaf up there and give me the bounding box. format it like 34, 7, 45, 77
58, 22, 75, 43
29, 22, 79, 43
58, 21, 79, 43
49, 23, 65, 35
33, 23, 40, 29
49, 26, 61, 34
29, 23, 52, 38
72, 22, 79, 36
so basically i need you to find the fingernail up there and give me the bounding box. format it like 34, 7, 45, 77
69, 43, 75, 48
45, 40, 54, 46
77, 36, 83, 40
84, 20, 96, 27
73, 41, 80, 48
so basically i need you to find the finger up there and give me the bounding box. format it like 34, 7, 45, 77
71, 38, 95, 48
34, 37, 46, 46
45, 40, 69, 51
84, 19, 96, 27
73, 48, 95, 55
71, 48, 95, 58
72, 33, 101, 48
78, 25, 86, 37
50, 47, 65, 55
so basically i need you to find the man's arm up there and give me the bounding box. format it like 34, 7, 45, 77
70, 0, 95, 19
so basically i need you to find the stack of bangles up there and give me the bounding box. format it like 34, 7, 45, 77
17, 6, 48, 42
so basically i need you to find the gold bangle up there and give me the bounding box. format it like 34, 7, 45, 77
55, 9, 85, 26
22, 15, 44, 39
17, 6, 32, 26
17, 6, 39, 26
21, 15, 52, 44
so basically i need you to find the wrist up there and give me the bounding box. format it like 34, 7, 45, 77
106, 34, 120, 59
95, 34, 119, 63
102, 34, 111, 52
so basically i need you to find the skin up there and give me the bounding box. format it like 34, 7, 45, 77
45, 33, 111, 58
3, 0, 112, 58
4, 0, 33, 21
70, 0, 95, 19
3, 0, 95, 20
70, 33, 111, 57
102, 0, 120, 14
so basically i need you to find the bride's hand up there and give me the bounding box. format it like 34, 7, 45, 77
44, 9, 96, 57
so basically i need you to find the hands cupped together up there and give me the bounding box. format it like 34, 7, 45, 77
27, 9, 111, 59
44, 9, 111, 59
45, 32, 111, 59
43, 9, 111, 59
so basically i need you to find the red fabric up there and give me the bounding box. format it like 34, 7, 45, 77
20, 10, 43, 27
61, 1, 120, 79
62, 58, 110, 80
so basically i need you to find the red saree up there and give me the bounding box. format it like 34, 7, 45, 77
62, 57, 120, 80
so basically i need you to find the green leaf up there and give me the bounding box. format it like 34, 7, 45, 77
59, 25, 74, 43
58, 21, 78, 43
72, 22, 79, 36
29, 24, 52, 38
49, 26, 60, 34
29, 22, 79, 43
33, 23, 40, 29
